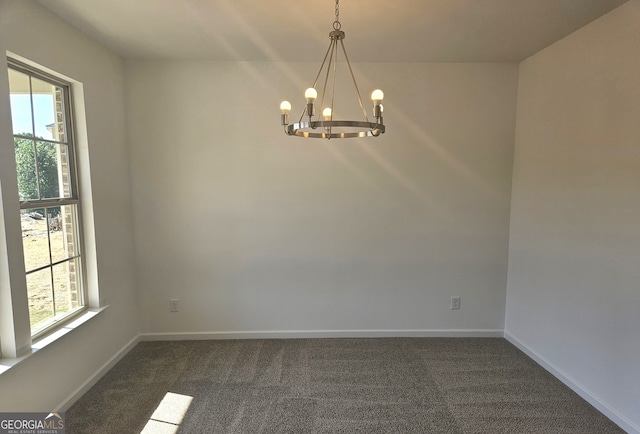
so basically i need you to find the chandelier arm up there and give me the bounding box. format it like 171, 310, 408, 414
339, 39, 370, 123
329, 37, 341, 137
312, 39, 334, 91
316, 39, 336, 123
297, 39, 335, 125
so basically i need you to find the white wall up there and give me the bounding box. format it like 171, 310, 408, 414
505, 1, 640, 431
126, 61, 518, 336
0, 0, 138, 411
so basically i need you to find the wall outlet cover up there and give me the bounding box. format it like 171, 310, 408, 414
451, 296, 461, 310
169, 299, 180, 312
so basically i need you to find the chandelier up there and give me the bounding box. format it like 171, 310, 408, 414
279, 0, 385, 139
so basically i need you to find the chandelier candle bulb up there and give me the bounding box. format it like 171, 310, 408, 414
371, 89, 384, 119
305, 88, 318, 101
323, 107, 332, 120
280, 101, 291, 125
280, 101, 291, 113
305, 88, 317, 118
371, 89, 384, 103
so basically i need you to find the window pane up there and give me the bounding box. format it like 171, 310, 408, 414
27, 268, 54, 330
49, 205, 79, 263
21, 209, 50, 273
8, 68, 33, 135
14, 137, 38, 200
53, 258, 81, 315
36, 141, 61, 199
31, 76, 66, 142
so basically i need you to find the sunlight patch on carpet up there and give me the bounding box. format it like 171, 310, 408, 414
140, 391, 193, 434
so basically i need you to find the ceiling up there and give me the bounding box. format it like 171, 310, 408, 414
36, 0, 628, 62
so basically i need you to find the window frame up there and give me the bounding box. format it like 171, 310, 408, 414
8, 58, 89, 339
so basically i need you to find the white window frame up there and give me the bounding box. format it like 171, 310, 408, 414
8, 58, 88, 339
1, 55, 103, 365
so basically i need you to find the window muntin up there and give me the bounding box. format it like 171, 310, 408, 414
8, 60, 85, 336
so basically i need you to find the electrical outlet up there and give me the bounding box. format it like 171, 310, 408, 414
169, 299, 180, 312
451, 296, 461, 310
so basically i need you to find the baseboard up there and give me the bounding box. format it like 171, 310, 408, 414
505, 331, 639, 434
140, 329, 504, 341
55, 334, 141, 412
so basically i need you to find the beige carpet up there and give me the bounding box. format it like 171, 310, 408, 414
67, 338, 624, 433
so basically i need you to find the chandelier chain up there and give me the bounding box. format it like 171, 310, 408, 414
333, 0, 341, 30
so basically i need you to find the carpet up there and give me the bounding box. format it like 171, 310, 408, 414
66, 338, 624, 433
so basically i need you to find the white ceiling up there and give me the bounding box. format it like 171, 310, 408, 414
36, 0, 627, 62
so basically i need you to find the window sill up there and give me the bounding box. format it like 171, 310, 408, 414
0, 306, 109, 376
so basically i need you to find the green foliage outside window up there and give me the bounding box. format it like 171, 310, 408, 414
14, 133, 60, 201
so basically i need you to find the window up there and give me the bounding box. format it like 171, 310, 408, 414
7, 59, 86, 337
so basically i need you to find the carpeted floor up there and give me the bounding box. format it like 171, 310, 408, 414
66, 338, 624, 433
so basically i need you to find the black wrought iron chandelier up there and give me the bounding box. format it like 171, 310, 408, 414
279, 0, 385, 139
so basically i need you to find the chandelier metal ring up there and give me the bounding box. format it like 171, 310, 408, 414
286, 121, 385, 139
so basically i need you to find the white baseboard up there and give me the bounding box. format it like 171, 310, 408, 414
140, 329, 504, 341
55, 334, 141, 412
505, 331, 639, 434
